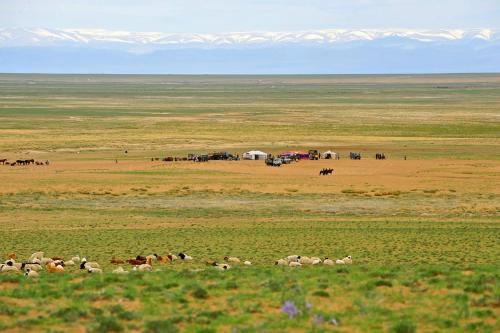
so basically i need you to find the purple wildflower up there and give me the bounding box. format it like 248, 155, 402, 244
312, 314, 324, 325
305, 302, 313, 310
281, 301, 299, 319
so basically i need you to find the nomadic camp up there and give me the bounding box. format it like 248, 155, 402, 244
279, 151, 310, 160
323, 150, 338, 159
242, 150, 268, 160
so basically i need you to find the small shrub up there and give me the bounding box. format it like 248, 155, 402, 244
390, 319, 416, 333
88, 315, 124, 333
143, 320, 178, 333
192, 286, 208, 299
312, 290, 330, 298
225, 280, 238, 290
375, 280, 393, 287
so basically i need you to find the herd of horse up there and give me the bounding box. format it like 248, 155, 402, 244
319, 168, 334, 175
0, 159, 49, 166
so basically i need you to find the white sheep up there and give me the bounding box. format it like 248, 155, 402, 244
25, 268, 39, 278
312, 258, 322, 265
243, 261, 252, 266
225, 256, 240, 263
335, 259, 345, 265
112, 266, 129, 274
88, 267, 102, 274
178, 253, 193, 261
65, 260, 75, 266
343, 256, 353, 264
299, 256, 312, 264
1, 264, 19, 272
29, 252, 44, 262
289, 262, 302, 267
214, 263, 230, 271
71, 256, 81, 263
5, 259, 22, 270
23, 263, 43, 272
80, 259, 100, 270
41, 257, 54, 265
323, 258, 334, 265
275, 259, 287, 266
137, 263, 152, 272
286, 255, 300, 262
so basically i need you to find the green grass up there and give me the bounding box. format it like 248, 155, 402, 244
0, 74, 499, 332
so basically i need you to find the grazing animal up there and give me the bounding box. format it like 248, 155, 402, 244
205, 260, 217, 266
6, 252, 16, 260
299, 256, 313, 265
224, 256, 241, 263
126, 258, 146, 266
51, 256, 64, 261
5, 259, 22, 270
112, 266, 129, 274
110, 258, 125, 264
0, 159, 7, 165
214, 263, 230, 271
22, 263, 42, 272
275, 259, 288, 266
335, 259, 345, 265
312, 257, 322, 265
343, 256, 353, 264
80, 259, 100, 270
323, 258, 334, 265
286, 255, 301, 263
88, 267, 103, 274
1, 264, 19, 272
29, 252, 44, 262
244, 261, 252, 266
25, 268, 39, 278
47, 262, 64, 273
41, 257, 54, 265
65, 260, 75, 266
319, 168, 334, 176
137, 257, 153, 271
154, 254, 171, 263
178, 253, 193, 261
71, 256, 81, 263
289, 262, 302, 267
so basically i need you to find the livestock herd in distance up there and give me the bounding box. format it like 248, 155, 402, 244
1, 251, 354, 279
0, 158, 49, 166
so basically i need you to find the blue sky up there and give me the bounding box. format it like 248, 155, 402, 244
1, 0, 499, 32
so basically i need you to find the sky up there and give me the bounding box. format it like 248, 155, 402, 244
1, 0, 499, 33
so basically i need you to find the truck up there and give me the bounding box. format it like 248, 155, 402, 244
308, 149, 321, 160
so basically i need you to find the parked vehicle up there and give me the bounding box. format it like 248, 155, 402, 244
309, 149, 321, 160
265, 157, 282, 167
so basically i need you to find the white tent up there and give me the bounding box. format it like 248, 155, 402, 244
323, 150, 337, 159
243, 150, 268, 160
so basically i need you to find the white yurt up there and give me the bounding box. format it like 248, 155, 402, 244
323, 150, 337, 159
243, 150, 268, 160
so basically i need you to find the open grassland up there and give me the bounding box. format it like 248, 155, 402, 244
0, 74, 499, 332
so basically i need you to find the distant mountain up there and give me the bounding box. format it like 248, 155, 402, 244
1, 28, 499, 47
0, 28, 499, 74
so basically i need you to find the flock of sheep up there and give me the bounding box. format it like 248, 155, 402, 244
0, 251, 353, 278
275, 255, 352, 267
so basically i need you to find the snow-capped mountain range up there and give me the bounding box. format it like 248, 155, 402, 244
1, 28, 499, 74
1, 28, 499, 47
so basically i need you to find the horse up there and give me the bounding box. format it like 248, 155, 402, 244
319, 168, 334, 175
0, 159, 6, 165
